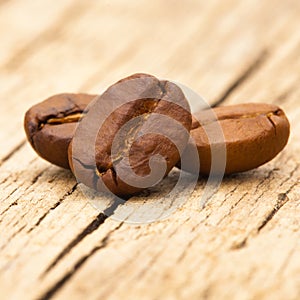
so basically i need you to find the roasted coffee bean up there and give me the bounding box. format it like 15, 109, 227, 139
69, 73, 192, 197
177, 103, 290, 175
24, 93, 96, 168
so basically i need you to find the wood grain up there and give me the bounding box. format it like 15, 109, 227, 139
0, 1, 299, 299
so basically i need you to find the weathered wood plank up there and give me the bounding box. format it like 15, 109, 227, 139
0, 1, 299, 300
36, 7, 300, 300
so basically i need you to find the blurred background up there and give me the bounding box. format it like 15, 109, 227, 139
1, 0, 299, 159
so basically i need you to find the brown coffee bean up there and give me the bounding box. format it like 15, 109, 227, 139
69, 73, 192, 197
178, 103, 290, 175
24, 93, 96, 168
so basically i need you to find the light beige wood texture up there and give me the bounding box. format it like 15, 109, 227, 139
0, 1, 299, 299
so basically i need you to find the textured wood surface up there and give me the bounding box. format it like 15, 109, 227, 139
0, 1, 299, 299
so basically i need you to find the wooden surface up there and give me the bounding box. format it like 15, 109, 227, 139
1, 1, 300, 299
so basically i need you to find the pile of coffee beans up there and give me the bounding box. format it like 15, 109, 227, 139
24, 73, 290, 197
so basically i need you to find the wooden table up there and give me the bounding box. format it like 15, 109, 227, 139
1, 1, 299, 299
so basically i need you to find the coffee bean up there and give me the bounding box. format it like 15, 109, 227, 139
69, 73, 192, 197
178, 103, 290, 174
24, 93, 96, 168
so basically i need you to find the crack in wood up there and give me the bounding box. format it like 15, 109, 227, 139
0, 185, 81, 262
0, 183, 78, 254
0, 168, 49, 220
31, 170, 46, 185
212, 49, 269, 107
0, 224, 26, 251
0, 218, 29, 252
176, 186, 246, 259
247, 158, 299, 219
38, 222, 123, 300
253, 169, 274, 195
231, 181, 298, 251
175, 185, 245, 262
176, 234, 196, 264
42, 211, 107, 275
0, 177, 9, 185
27, 184, 78, 233
257, 193, 290, 232
210, 183, 242, 214
0, 140, 26, 167
102, 198, 123, 216
276, 164, 299, 190
216, 192, 248, 225
70, 222, 148, 299
229, 188, 266, 250
230, 238, 247, 250
246, 169, 276, 216
0, 189, 18, 217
